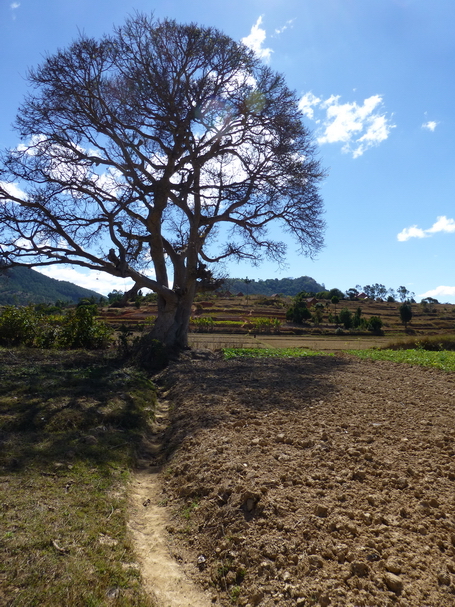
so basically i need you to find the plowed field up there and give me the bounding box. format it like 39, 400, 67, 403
155, 354, 455, 607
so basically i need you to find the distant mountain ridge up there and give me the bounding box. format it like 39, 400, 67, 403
225, 276, 324, 297
0, 267, 104, 305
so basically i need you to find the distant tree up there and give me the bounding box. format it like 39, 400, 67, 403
339, 307, 353, 329
316, 290, 330, 299
399, 302, 413, 329
346, 287, 359, 301
286, 298, 312, 324
375, 284, 388, 300
363, 285, 374, 299
397, 286, 415, 303
352, 306, 363, 328
0, 13, 325, 351
312, 305, 324, 325
328, 288, 344, 300
108, 290, 124, 305
331, 295, 340, 316
421, 297, 439, 305
367, 316, 383, 334
388, 288, 397, 302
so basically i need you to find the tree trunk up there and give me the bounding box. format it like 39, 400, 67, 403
151, 290, 194, 349
133, 285, 195, 371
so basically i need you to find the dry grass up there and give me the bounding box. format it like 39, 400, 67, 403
0, 349, 156, 607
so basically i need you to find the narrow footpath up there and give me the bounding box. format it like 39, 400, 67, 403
128, 399, 213, 607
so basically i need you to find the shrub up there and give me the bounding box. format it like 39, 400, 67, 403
58, 304, 112, 349
367, 316, 384, 334
286, 302, 312, 324
132, 336, 169, 371
0, 305, 39, 346
0, 303, 112, 349
339, 308, 353, 329
399, 302, 413, 329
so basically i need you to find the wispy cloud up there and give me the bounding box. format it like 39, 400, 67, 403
422, 121, 438, 132
420, 285, 455, 300
397, 215, 455, 242
242, 16, 273, 62
299, 93, 395, 157
274, 19, 295, 35
10, 2, 20, 19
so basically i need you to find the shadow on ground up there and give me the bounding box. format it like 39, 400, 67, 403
161, 354, 351, 455
0, 349, 156, 473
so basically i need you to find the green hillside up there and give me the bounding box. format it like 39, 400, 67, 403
0, 267, 105, 305
224, 276, 324, 297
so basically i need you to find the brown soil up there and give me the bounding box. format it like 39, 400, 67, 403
141, 354, 455, 607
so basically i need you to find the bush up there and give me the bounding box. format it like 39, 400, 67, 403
367, 316, 384, 334
399, 302, 413, 328
0, 305, 39, 346
286, 301, 312, 324
339, 308, 353, 330
58, 304, 112, 349
0, 304, 112, 349
132, 336, 169, 372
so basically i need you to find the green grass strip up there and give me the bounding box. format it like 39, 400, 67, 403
222, 347, 332, 360
350, 348, 455, 372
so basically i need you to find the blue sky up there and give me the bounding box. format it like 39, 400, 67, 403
1, 0, 455, 301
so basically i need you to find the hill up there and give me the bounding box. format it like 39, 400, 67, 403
0, 266, 104, 305
224, 275, 324, 296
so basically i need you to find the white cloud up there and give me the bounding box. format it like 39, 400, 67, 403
36, 266, 134, 296
419, 286, 455, 300
298, 92, 395, 157
0, 181, 27, 200
422, 121, 438, 132
242, 16, 273, 62
397, 226, 427, 242
298, 92, 321, 120
397, 215, 455, 242
426, 215, 455, 234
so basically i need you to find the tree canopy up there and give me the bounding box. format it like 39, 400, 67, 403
0, 13, 325, 349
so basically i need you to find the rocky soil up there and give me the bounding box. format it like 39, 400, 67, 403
153, 354, 455, 607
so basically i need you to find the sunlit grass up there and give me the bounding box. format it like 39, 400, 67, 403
222, 347, 332, 359
223, 345, 455, 373
350, 348, 455, 373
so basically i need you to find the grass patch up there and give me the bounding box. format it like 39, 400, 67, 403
0, 348, 156, 606
222, 347, 331, 359
384, 334, 455, 351
350, 348, 455, 373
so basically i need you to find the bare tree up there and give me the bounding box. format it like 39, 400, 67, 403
0, 14, 325, 350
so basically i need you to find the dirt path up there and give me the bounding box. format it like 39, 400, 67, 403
128, 401, 213, 607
